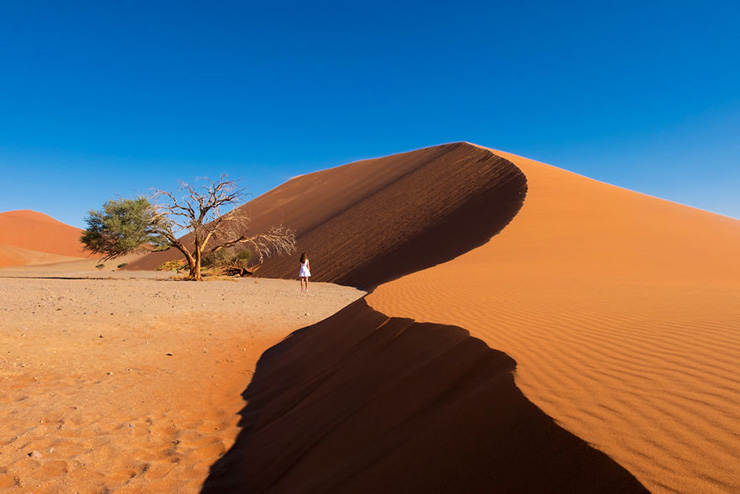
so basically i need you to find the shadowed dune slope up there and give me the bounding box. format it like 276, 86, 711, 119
129, 143, 526, 289
204, 300, 648, 494
367, 146, 740, 493
0, 210, 91, 267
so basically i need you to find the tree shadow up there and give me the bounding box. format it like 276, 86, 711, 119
202, 299, 648, 493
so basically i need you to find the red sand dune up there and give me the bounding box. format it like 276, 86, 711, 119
136, 142, 738, 492
0, 210, 91, 267
195, 141, 740, 494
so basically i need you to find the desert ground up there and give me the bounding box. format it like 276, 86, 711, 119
0, 268, 364, 492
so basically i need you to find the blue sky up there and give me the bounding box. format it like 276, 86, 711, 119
1, 0, 738, 227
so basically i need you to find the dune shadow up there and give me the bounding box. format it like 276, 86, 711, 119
129, 143, 528, 289
202, 299, 648, 493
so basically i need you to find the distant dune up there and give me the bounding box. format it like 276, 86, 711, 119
0, 210, 91, 267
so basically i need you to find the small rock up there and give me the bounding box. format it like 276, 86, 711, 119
107, 371, 113, 375
166, 353, 173, 356
29, 450, 43, 459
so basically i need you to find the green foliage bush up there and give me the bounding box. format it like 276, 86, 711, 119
81, 197, 168, 259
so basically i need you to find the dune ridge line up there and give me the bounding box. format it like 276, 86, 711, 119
367, 144, 740, 493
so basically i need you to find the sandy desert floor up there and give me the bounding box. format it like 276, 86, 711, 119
0, 270, 364, 493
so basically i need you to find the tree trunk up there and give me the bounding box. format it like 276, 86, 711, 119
186, 258, 199, 280
192, 247, 202, 281
189, 233, 203, 281
173, 243, 198, 281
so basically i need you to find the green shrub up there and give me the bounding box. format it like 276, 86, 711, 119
203, 248, 252, 269
157, 260, 187, 271
236, 249, 252, 261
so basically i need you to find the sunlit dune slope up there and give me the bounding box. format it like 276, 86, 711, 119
128, 143, 526, 288
204, 300, 647, 493
367, 146, 740, 493
0, 210, 91, 267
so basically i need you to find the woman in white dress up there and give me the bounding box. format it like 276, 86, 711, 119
299, 252, 311, 293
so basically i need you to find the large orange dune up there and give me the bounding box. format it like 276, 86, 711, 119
367, 145, 740, 493
129, 142, 740, 492
0, 210, 91, 267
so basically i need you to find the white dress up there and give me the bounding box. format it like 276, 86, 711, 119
299, 260, 311, 277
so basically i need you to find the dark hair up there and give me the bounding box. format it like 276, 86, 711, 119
300, 252, 307, 263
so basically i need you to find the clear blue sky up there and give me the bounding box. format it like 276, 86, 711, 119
1, 0, 738, 228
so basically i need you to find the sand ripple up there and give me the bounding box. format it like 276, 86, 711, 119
368, 147, 740, 493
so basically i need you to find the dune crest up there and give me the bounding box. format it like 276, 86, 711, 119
367, 145, 740, 493
129, 143, 527, 288
0, 210, 91, 267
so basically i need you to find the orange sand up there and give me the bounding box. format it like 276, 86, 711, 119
367, 146, 740, 493
0, 244, 83, 268
0, 272, 363, 492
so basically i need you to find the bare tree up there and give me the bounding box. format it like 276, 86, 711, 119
152, 176, 295, 280
82, 176, 295, 281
